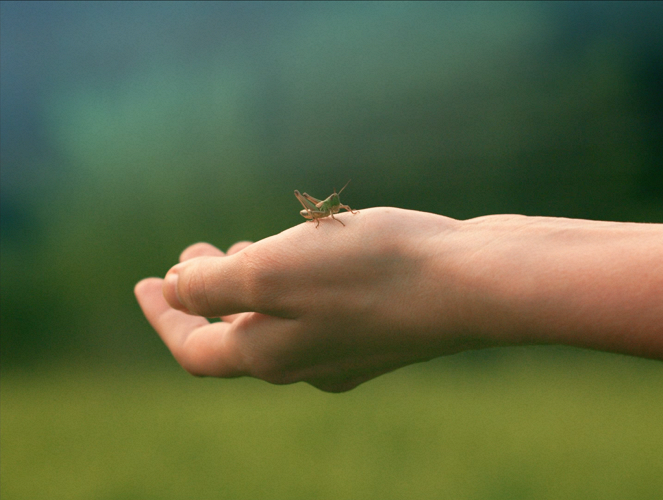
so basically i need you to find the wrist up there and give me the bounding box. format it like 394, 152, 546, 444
450, 215, 663, 358
444, 215, 545, 349
398, 213, 506, 355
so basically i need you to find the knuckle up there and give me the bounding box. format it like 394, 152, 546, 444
179, 264, 213, 316
236, 249, 289, 314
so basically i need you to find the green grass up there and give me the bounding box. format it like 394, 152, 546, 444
2, 349, 663, 500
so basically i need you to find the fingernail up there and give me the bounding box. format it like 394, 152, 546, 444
163, 269, 188, 312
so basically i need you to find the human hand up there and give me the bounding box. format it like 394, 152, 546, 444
136, 208, 663, 392
134, 208, 477, 392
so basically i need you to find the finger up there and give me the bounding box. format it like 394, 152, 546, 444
161, 257, 242, 317
226, 241, 253, 255
134, 278, 247, 377
162, 252, 284, 318
136, 277, 208, 340
180, 242, 252, 320
180, 242, 245, 320
180, 242, 225, 262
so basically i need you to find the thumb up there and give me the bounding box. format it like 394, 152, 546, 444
162, 255, 255, 318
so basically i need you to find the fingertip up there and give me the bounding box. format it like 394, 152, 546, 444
180, 242, 225, 262
134, 277, 162, 298
135, 277, 172, 327
163, 254, 255, 318
227, 241, 253, 255
162, 269, 190, 313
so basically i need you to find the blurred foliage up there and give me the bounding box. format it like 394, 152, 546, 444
2, 351, 663, 499
1, 2, 662, 366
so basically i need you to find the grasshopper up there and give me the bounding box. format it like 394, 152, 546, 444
294, 180, 358, 228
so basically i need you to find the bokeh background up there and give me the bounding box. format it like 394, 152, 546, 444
2, 2, 662, 499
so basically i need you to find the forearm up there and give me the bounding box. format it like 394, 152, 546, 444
449, 215, 663, 359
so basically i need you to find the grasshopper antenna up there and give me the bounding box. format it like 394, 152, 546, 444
337, 179, 351, 195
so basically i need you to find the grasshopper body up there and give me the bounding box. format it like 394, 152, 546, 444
294, 180, 358, 228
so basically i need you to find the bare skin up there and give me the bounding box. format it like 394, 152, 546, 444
135, 208, 663, 392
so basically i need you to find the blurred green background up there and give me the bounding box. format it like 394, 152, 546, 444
1, 2, 662, 499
